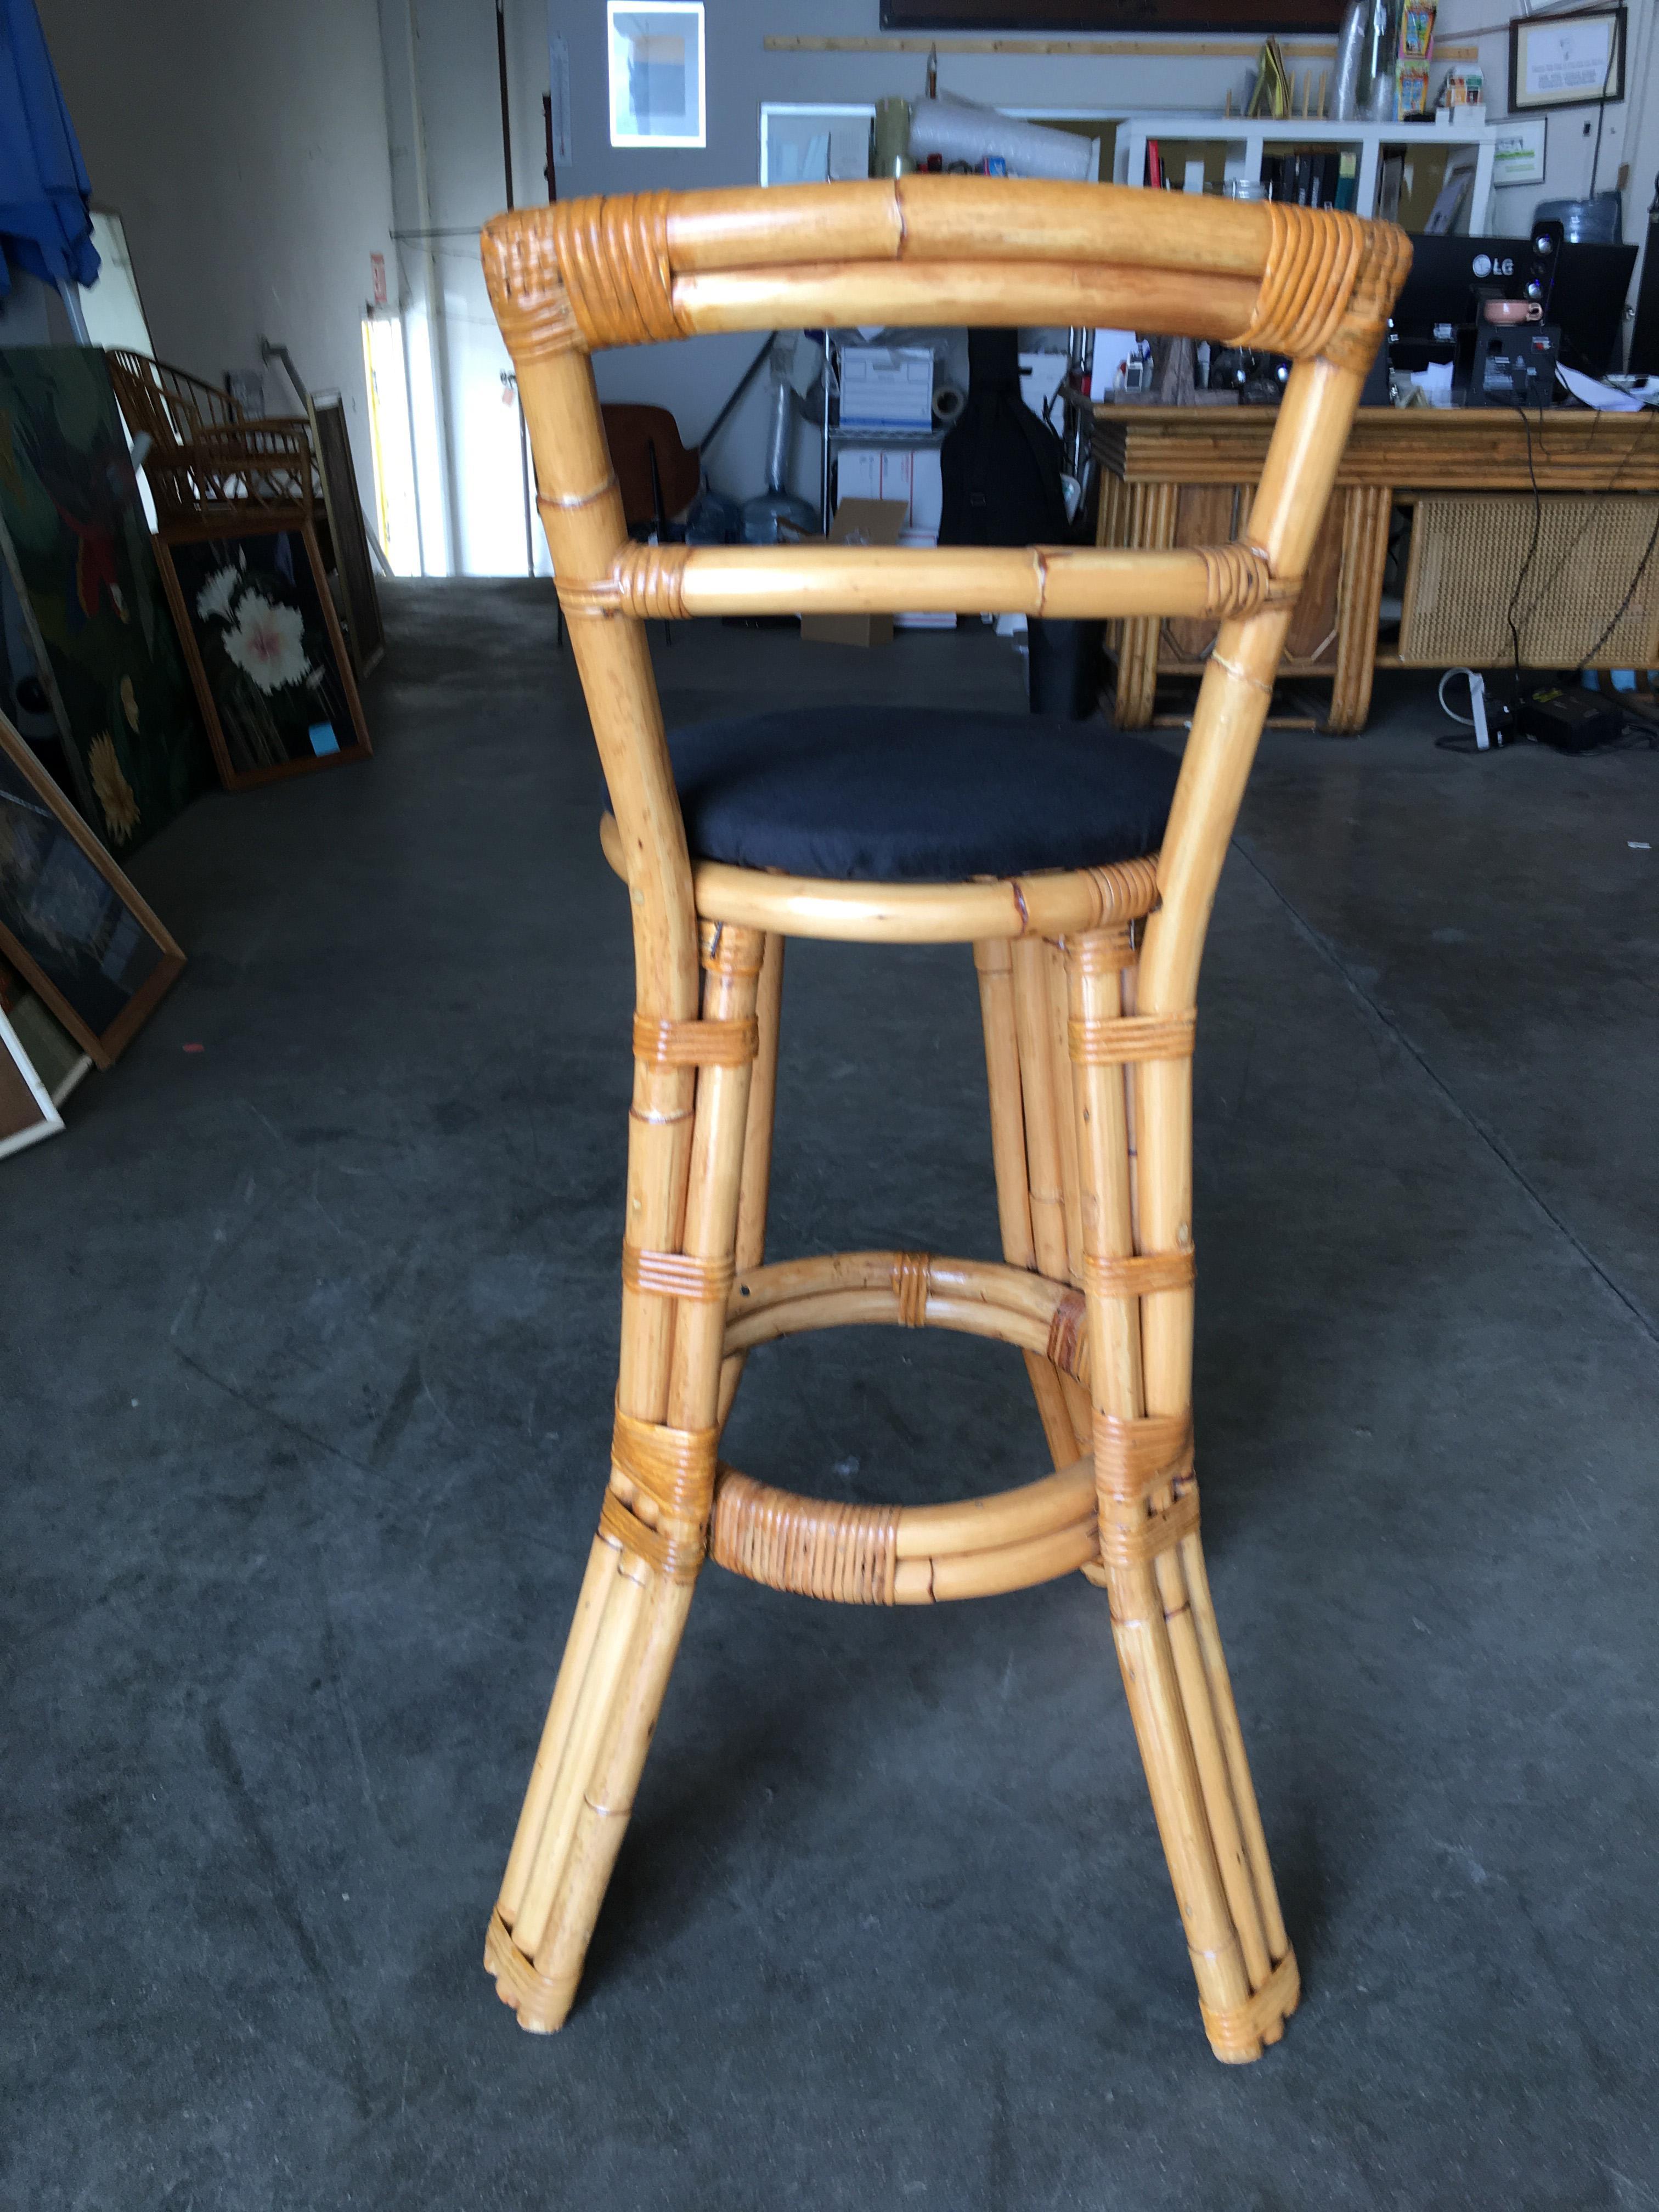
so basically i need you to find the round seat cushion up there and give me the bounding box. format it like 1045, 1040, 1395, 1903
668, 707, 1180, 883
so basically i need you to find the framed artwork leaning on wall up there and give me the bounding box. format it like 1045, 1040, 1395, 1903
154, 515, 371, 792
0, 345, 216, 855
0, 709, 184, 1067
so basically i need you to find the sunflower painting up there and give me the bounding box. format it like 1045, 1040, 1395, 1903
160, 526, 370, 787
0, 348, 215, 854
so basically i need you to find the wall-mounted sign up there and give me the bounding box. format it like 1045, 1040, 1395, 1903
1509, 6, 1625, 111
1491, 115, 1548, 187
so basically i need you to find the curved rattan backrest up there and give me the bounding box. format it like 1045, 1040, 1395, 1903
106, 350, 244, 450
479, 180, 1408, 1032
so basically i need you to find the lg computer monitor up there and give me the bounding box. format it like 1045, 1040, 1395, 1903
1393, 234, 1541, 342
1395, 231, 1637, 379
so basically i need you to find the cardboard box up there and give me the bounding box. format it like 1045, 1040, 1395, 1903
835, 445, 943, 532
800, 496, 907, 647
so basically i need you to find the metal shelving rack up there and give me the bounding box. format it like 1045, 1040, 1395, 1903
817, 334, 947, 536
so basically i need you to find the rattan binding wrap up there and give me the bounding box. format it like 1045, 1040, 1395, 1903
1231, 202, 1363, 364
583, 541, 690, 620
709, 1469, 901, 1604
1083, 1248, 1195, 1298
1200, 1950, 1301, 2063
1093, 1410, 1199, 1568
486, 1907, 580, 2034
1058, 864, 1158, 933
552, 192, 688, 349
1068, 1010, 1197, 1064
610, 1407, 717, 1519
622, 1245, 736, 1301
605, 1409, 718, 1579
1094, 1410, 1195, 1501
599, 1490, 704, 1580
1195, 540, 1295, 616
892, 1251, 932, 1327
632, 1013, 759, 1067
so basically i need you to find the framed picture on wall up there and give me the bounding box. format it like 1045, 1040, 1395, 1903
607, 2, 706, 148
0, 709, 185, 1068
1509, 6, 1625, 111
154, 518, 372, 792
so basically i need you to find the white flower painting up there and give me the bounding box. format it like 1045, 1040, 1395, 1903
194, 563, 241, 625
222, 594, 313, 693
172, 530, 357, 778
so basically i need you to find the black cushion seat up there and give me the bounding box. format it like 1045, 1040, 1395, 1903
668, 707, 1181, 884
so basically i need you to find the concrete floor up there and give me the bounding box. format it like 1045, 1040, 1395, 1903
4, 585, 1657, 2209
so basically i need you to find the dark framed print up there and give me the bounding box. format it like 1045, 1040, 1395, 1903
1509, 7, 1625, 110
0, 710, 184, 1066
154, 517, 371, 792
881, 1, 1346, 29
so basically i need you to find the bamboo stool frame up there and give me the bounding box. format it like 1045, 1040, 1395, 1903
479, 178, 1408, 2063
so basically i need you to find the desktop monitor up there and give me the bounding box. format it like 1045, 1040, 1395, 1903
1393, 231, 1637, 380
1547, 243, 1638, 376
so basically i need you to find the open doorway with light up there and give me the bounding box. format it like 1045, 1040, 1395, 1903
361, 311, 422, 578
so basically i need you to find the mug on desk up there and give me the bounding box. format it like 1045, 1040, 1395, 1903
1482, 298, 1545, 325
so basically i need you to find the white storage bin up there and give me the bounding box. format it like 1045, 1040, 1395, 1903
839, 346, 934, 428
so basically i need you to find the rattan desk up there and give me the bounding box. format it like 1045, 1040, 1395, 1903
1091, 404, 1659, 730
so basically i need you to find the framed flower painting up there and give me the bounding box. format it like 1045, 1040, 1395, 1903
0, 708, 184, 1066
0, 346, 215, 856
154, 519, 371, 791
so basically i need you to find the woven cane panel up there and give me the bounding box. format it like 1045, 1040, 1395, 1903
1400, 495, 1659, 669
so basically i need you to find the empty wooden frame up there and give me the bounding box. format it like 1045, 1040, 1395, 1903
477, 177, 1408, 2064
0, 1005, 63, 1163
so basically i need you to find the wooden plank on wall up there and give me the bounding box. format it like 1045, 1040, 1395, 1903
764, 35, 1478, 58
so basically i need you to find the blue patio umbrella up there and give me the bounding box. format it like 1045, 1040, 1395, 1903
0, 0, 98, 296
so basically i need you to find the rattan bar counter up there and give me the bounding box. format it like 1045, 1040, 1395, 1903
1091, 403, 1659, 730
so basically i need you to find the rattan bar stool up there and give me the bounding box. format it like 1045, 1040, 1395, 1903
478, 179, 1408, 2063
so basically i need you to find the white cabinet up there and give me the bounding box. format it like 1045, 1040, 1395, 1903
1116, 113, 1499, 232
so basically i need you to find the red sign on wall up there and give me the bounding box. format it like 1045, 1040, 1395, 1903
370, 251, 387, 308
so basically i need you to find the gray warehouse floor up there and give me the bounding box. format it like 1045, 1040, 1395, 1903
4, 584, 1656, 2208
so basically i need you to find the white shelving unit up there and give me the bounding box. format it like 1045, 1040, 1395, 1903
1115, 112, 1500, 232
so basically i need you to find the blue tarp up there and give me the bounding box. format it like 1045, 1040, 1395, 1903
0, 0, 98, 296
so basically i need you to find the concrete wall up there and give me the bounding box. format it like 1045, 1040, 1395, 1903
40, 0, 396, 523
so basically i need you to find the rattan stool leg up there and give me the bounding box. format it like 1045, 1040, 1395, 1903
486, 922, 764, 2030
1064, 928, 1297, 2064
718, 931, 783, 1429
974, 939, 1084, 1468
